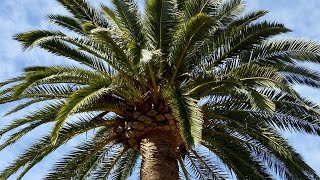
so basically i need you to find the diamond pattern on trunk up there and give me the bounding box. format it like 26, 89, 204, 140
123, 111, 183, 148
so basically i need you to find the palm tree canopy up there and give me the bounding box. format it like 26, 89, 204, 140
1, 0, 320, 179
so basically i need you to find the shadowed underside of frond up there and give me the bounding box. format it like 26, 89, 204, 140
1, 0, 320, 179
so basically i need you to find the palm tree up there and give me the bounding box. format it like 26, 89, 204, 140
1, 0, 320, 179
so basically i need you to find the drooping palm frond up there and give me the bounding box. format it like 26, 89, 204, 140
45, 127, 119, 179
0, 113, 120, 179
187, 148, 227, 179
168, 89, 204, 146
1, 0, 320, 179
108, 148, 140, 180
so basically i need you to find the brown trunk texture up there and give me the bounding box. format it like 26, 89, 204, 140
140, 130, 179, 180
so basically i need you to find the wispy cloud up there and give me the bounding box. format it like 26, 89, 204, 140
0, 0, 65, 79
246, 0, 320, 39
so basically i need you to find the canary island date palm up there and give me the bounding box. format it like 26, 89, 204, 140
1, 0, 320, 179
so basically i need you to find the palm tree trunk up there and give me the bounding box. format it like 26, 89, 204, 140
140, 130, 179, 180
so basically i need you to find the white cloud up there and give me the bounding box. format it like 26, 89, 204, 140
246, 0, 320, 40
0, 0, 66, 79
282, 132, 320, 172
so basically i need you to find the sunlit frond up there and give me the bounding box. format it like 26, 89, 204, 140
1, 0, 320, 179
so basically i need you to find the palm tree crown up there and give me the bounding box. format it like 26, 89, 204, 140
1, 0, 320, 179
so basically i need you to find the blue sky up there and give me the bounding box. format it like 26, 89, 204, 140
0, 0, 320, 179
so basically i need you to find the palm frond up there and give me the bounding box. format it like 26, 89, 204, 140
144, 0, 179, 52
90, 27, 135, 73
47, 14, 85, 34
14, 31, 110, 72
51, 81, 113, 143
3, 98, 47, 116
168, 89, 203, 146
92, 145, 130, 179
214, 0, 245, 26
0, 76, 24, 88
180, 0, 222, 19
0, 113, 116, 179
170, 13, 219, 82
188, 148, 227, 179
45, 127, 119, 179
209, 22, 290, 68
109, 149, 140, 180
279, 64, 320, 87
228, 10, 268, 30
111, 0, 144, 65
0, 102, 63, 151
1, 0, 320, 179
241, 38, 320, 64
56, 0, 108, 27
177, 153, 190, 180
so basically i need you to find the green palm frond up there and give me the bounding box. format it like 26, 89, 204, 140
170, 12, 219, 82
214, 0, 245, 26
187, 148, 227, 179
241, 38, 320, 64
184, 154, 206, 180
13, 30, 65, 50
169, 89, 203, 146
101, 5, 119, 27
203, 110, 318, 179
3, 98, 47, 116
14, 30, 114, 72
90, 28, 135, 73
0, 76, 24, 87
92, 145, 130, 179
144, 0, 179, 52
1, 0, 320, 179
109, 149, 140, 180
0, 113, 117, 179
111, 0, 143, 44
51, 81, 113, 143
247, 89, 276, 113
281, 64, 320, 87
56, 0, 108, 27
180, 0, 222, 19
0, 102, 63, 148
203, 89, 320, 135
209, 22, 291, 68
177, 153, 190, 180
110, 0, 145, 68
227, 10, 268, 30
45, 127, 119, 179
47, 14, 85, 34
